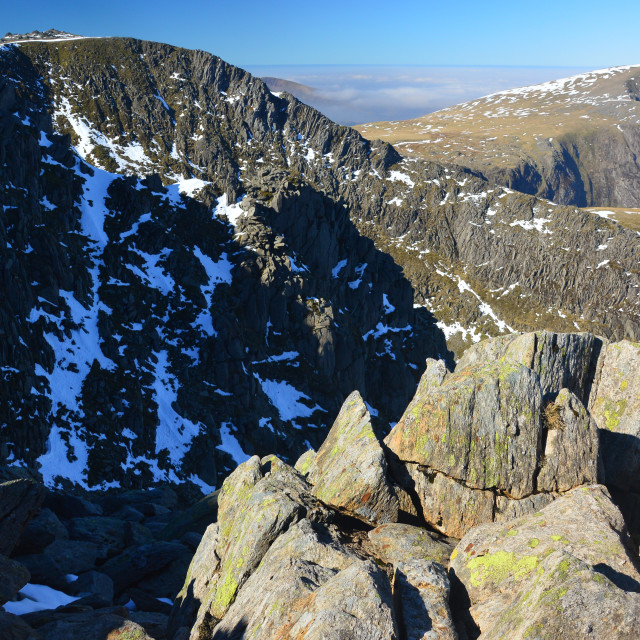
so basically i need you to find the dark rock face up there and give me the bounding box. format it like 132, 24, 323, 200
0, 480, 45, 556
0, 42, 443, 490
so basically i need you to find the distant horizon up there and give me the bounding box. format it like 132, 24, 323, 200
244, 64, 595, 126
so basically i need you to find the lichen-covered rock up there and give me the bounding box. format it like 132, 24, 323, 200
207, 518, 361, 639
368, 523, 454, 568
403, 464, 496, 539
450, 485, 640, 639
536, 388, 600, 492
590, 340, 640, 493
466, 549, 640, 640
457, 331, 599, 403
168, 522, 220, 638
393, 560, 457, 640
386, 354, 602, 537
274, 560, 399, 640
386, 360, 543, 498
172, 455, 330, 636
293, 448, 316, 478
306, 391, 399, 525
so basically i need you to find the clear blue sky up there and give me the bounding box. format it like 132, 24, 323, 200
3, 0, 639, 68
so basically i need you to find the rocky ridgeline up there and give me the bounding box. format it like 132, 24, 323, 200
2, 330, 640, 638
0, 42, 444, 491
7, 37, 640, 349
1, 36, 640, 492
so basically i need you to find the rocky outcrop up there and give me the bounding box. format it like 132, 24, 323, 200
450, 485, 640, 639
3, 36, 640, 493
169, 453, 461, 640
386, 334, 602, 537
303, 391, 399, 525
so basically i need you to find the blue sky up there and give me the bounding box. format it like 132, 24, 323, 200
3, 0, 639, 68
4, 1, 638, 124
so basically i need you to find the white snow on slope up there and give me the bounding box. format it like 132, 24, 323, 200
255, 375, 325, 428
35, 161, 117, 489
150, 350, 202, 467
193, 247, 234, 336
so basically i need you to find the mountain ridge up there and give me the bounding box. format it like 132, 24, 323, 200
2, 36, 640, 492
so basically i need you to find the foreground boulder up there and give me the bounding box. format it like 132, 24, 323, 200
303, 391, 399, 525
385, 354, 601, 537
170, 454, 458, 639
450, 485, 640, 639
0, 480, 45, 556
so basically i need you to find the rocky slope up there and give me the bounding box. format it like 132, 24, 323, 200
2, 35, 640, 493
356, 64, 640, 208
3, 330, 640, 639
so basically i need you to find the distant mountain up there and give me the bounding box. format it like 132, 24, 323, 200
1, 29, 85, 44
261, 76, 318, 101
1, 36, 640, 492
356, 65, 640, 208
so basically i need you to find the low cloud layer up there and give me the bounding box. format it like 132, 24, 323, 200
245, 65, 591, 125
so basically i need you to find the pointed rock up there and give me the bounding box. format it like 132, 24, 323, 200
306, 390, 399, 525
536, 388, 600, 493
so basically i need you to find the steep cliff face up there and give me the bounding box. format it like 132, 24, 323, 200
356, 64, 640, 208
2, 37, 640, 491
0, 42, 443, 491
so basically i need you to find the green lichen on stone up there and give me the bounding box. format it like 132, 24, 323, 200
467, 550, 539, 587
211, 568, 239, 617
506, 529, 518, 537
528, 538, 539, 548
551, 534, 569, 544
603, 398, 627, 430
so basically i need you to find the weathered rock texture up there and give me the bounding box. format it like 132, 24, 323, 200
305, 391, 399, 525
450, 485, 640, 639
170, 454, 460, 639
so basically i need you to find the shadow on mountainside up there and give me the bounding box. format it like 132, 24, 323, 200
0, 45, 452, 491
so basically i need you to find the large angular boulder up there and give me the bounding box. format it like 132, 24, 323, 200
450, 485, 640, 639
207, 518, 375, 639
171, 455, 330, 636
387, 360, 544, 499
0, 480, 46, 556
386, 356, 600, 537
589, 340, 640, 493
305, 391, 399, 525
